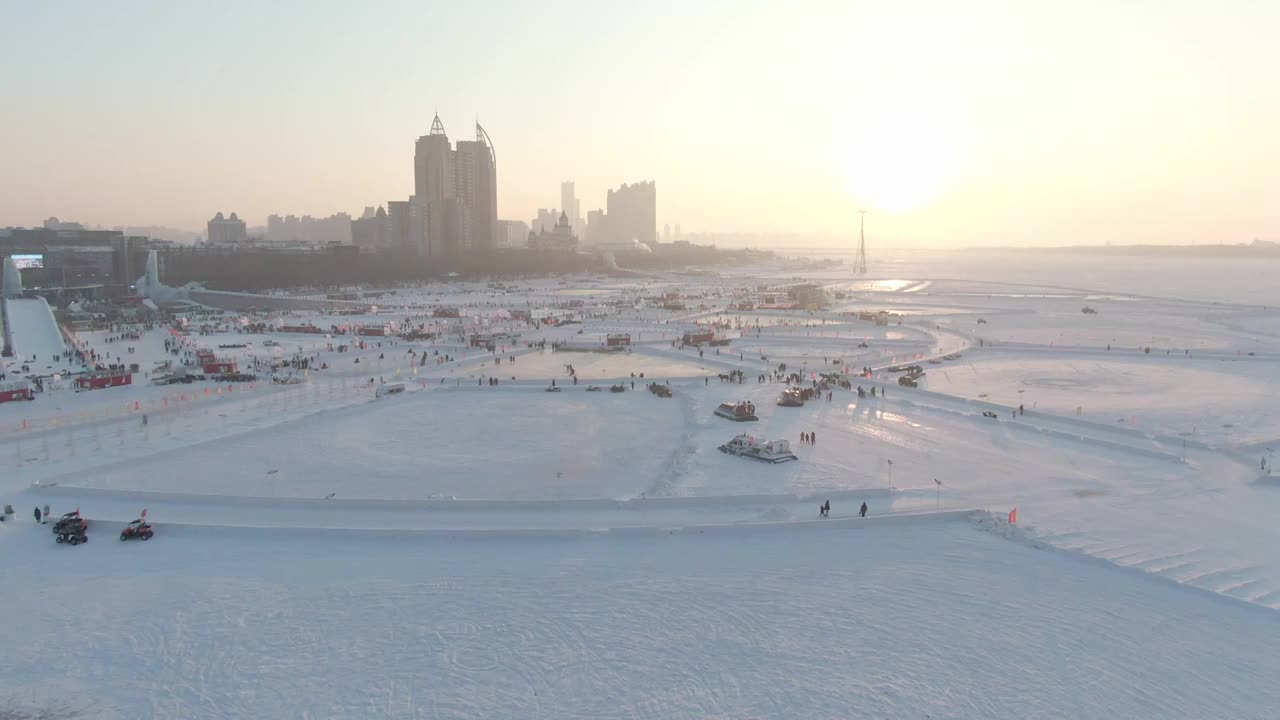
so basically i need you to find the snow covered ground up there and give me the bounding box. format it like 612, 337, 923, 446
920, 350, 1280, 444
3, 258, 1280, 718
37, 387, 685, 501
4, 516, 1280, 720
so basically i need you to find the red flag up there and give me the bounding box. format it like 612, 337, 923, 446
1008, 508, 1018, 525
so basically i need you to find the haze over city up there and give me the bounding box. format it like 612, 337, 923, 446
3, 0, 1278, 247
9, 3, 1280, 718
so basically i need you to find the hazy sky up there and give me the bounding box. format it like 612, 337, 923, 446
2, 0, 1277, 246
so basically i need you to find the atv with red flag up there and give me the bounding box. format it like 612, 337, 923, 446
54, 510, 88, 546
119, 519, 153, 541
120, 509, 153, 541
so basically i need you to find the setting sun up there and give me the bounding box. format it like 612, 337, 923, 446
833, 106, 968, 213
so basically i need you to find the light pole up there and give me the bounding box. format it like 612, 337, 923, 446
934, 478, 942, 512
887, 458, 894, 492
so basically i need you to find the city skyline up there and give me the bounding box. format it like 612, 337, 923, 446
2, 1, 1278, 246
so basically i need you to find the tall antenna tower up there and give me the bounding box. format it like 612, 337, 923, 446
855, 209, 868, 274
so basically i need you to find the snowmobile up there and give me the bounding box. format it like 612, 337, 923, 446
55, 516, 88, 546
119, 519, 154, 541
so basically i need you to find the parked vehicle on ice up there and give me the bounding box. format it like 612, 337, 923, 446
0, 380, 34, 403
777, 388, 805, 407
715, 401, 758, 422
217, 372, 258, 382
375, 382, 405, 398
718, 434, 798, 463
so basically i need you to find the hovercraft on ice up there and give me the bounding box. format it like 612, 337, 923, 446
715, 401, 758, 422
777, 387, 806, 407
717, 434, 797, 463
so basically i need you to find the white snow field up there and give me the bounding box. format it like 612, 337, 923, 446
4, 256, 1280, 718
4, 516, 1280, 720
36, 388, 684, 500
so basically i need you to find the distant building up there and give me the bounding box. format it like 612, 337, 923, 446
42, 217, 85, 231
674, 223, 681, 241
561, 181, 580, 234
0, 226, 139, 293
350, 206, 390, 249
207, 212, 248, 245
527, 211, 577, 252
498, 219, 530, 248
386, 199, 418, 255
414, 116, 454, 258
413, 115, 497, 258
265, 213, 351, 245
585, 209, 606, 246
605, 181, 656, 246
664, 224, 670, 243
533, 208, 560, 234
455, 136, 498, 253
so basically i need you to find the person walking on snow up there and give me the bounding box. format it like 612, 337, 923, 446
34, 506, 41, 523
42, 504, 50, 523
859, 501, 868, 518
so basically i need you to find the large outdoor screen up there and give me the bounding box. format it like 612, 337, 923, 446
10, 254, 44, 269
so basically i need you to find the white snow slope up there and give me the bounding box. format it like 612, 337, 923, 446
3, 296, 65, 361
